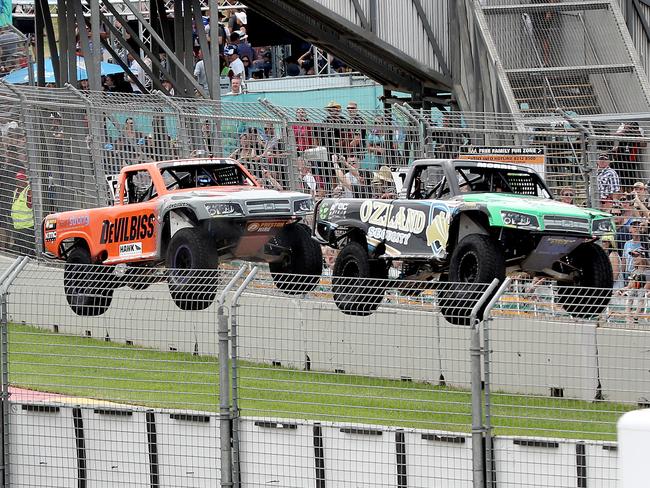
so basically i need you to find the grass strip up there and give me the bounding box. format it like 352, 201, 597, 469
8, 324, 630, 441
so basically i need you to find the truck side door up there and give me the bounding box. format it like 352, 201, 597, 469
100, 168, 159, 264
376, 163, 452, 258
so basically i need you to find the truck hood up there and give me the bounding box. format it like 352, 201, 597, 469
459, 193, 611, 219
163, 187, 310, 201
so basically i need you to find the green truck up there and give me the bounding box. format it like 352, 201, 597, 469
314, 159, 614, 324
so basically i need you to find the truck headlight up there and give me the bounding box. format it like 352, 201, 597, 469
293, 199, 313, 213
501, 211, 540, 229
205, 202, 243, 217
592, 218, 614, 235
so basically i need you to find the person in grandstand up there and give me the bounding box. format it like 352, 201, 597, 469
10, 171, 33, 253
226, 76, 243, 95
224, 45, 245, 84
596, 152, 620, 208
631, 181, 650, 219
623, 219, 646, 283
370, 165, 396, 199
601, 234, 624, 290
558, 186, 575, 205
332, 154, 361, 198
616, 247, 650, 324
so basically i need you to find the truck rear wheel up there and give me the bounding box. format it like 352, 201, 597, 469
269, 223, 323, 295
166, 227, 220, 311
439, 234, 505, 326
556, 242, 613, 319
332, 241, 387, 316
64, 247, 114, 316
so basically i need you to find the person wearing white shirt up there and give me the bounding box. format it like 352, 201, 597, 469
224, 44, 245, 88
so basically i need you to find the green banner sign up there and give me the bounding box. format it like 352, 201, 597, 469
0, 0, 11, 28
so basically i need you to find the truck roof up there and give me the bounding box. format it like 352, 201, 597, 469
412, 158, 536, 173
123, 158, 239, 172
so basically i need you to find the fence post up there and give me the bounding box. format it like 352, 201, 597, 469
481, 278, 512, 488
230, 266, 258, 488
469, 279, 499, 488
556, 109, 597, 207
217, 265, 248, 488
0, 256, 30, 487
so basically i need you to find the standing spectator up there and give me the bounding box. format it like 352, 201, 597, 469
11, 171, 33, 253
193, 49, 208, 92
230, 31, 254, 66
161, 79, 174, 96
363, 116, 387, 173
529, 0, 559, 67
224, 45, 245, 86
612, 122, 647, 188
260, 123, 287, 185
434, 113, 465, 159
631, 181, 650, 219
292, 108, 315, 154
616, 248, 650, 324
596, 152, 620, 208
320, 100, 346, 158
116, 118, 144, 166
346, 101, 366, 159
623, 219, 645, 283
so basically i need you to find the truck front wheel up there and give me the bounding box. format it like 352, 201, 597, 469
269, 223, 323, 295
439, 234, 505, 326
166, 227, 220, 311
332, 241, 388, 316
64, 247, 114, 316
556, 242, 613, 319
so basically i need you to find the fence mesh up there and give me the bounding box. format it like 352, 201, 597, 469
0, 259, 645, 486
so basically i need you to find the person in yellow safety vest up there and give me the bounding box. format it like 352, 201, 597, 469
11, 171, 34, 253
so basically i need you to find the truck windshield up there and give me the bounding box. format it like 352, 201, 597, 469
455, 166, 551, 198
161, 164, 256, 191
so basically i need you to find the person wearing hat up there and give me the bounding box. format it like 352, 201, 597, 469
11, 170, 33, 253
320, 101, 346, 186
596, 152, 620, 209
631, 180, 650, 219
224, 44, 245, 82
371, 165, 396, 199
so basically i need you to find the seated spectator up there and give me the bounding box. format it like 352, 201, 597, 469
558, 186, 575, 205
240, 55, 252, 79
597, 152, 620, 208
295, 158, 324, 198
371, 165, 396, 199
332, 155, 361, 198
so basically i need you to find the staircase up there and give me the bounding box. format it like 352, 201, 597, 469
510, 71, 601, 115
475, 0, 650, 116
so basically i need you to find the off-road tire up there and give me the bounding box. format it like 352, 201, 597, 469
166, 227, 220, 311
64, 246, 114, 316
269, 223, 323, 295
332, 241, 388, 316
556, 242, 613, 319
439, 234, 505, 326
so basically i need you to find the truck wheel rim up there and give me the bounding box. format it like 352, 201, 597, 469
458, 252, 479, 282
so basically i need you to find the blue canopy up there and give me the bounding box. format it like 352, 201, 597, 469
2, 56, 125, 84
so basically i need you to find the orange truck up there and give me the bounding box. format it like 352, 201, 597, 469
43, 158, 322, 315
